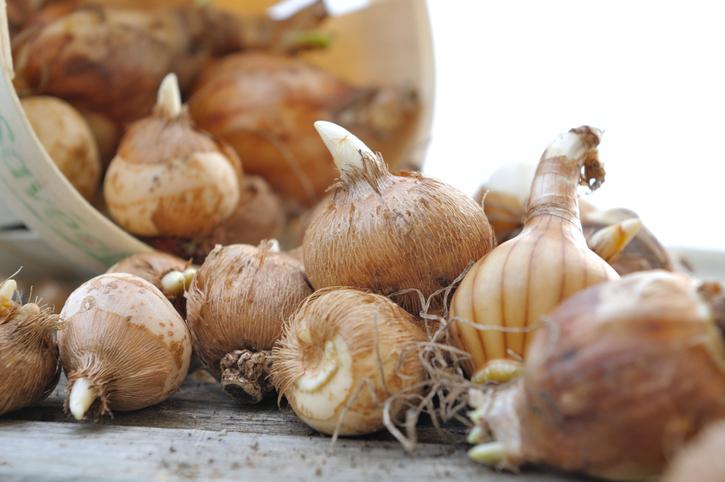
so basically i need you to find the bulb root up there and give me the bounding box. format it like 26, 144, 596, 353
68, 377, 99, 421
220, 349, 274, 404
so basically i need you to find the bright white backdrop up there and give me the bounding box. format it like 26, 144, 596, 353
424, 0, 725, 250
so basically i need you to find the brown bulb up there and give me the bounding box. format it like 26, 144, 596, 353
0, 280, 60, 416
21, 96, 101, 200
469, 271, 725, 481
203, 176, 286, 248
271, 288, 427, 436
189, 53, 419, 204
59, 273, 192, 420
303, 122, 493, 315
104, 74, 241, 238
186, 241, 313, 403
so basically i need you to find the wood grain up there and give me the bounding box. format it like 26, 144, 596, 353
0, 371, 590, 481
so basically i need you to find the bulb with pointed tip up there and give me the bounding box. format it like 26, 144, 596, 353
104, 73, 241, 238
303, 121, 494, 315
451, 126, 620, 381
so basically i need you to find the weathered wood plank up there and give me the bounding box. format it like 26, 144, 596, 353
2, 372, 595, 481
6, 372, 467, 444
0, 421, 584, 482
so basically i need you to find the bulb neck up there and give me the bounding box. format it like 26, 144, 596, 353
525, 127, 603, 227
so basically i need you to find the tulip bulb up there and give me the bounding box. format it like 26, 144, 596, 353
271, 288, 427, 436
303, 121, 494, 315
186, 241, 313, 403
104, 73, 241, 238
0, 280, 61, 416
451, 126, 619, 381
59, 273, 192, 419
468, 271, 725, 481
189, 53, 419, 204
21, 96, 101, 200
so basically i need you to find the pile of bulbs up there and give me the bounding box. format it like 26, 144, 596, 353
11, 0, 418, 260
3, 118, 723, 482
3, 2, 724, 482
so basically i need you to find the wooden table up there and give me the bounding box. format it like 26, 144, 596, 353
1, 371, 587, 482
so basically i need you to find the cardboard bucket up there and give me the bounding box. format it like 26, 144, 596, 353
0, 0, 434, 275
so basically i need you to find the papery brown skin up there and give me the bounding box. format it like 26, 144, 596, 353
104, 108, 242, 237
0, 302, 60, 416
663, 420, 725, 482
189, 53, 419, 204
476, 271, 725, 481
271, 288, 427, 436
186, 242, 313, 379
303, 153, 493, 315
107, 252, 189, 315
451, 127, 618, 376
59, 273, 192, 416
21, 96, 101, 200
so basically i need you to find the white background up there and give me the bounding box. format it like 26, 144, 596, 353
424, 0, 724, 250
